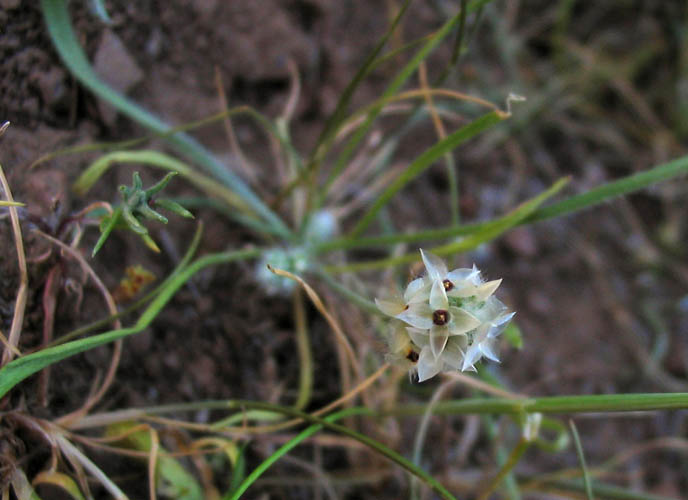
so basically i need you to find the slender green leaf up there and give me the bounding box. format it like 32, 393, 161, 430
568, 420, 594, 500
322, 9, 466, 192
40, 0, 289, 238
107, 422, 203, 500
349, 111, 506, 237
525, 154, 688, 223
0, 248, 261, 399
32, 471, 87, 500
330, 176, 567, 272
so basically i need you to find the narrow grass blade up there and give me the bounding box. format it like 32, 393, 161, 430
10, 468, 42, 500
349, 110, 506, 237
329, 176, 567, 272
106, 422, 204, 500
0, 248, 261, 399
568, 420, 594, 500
525, 154, 688, 223
312, 0, 411, 157
32, 472, 86, 500
40, 0, 289, 238
320, 8, 472, 199
221, 404, 458, 500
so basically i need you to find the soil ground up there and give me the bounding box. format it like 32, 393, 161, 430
1, 1, 687, 499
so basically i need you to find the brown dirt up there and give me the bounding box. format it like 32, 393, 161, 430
1, 1, 687, 499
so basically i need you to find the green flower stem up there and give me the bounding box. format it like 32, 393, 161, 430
388, 392, 688, 416
218, 403, 458, 500
73, 393, 688, 430
0, 248, 262, 399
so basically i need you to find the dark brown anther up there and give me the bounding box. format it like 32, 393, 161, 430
406, 350, 419, 363
442, 279, 454, 291
432, 309, 449, 326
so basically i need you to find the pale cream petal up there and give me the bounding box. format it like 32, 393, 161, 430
480, 339, 500, 362
446, 267, 479, 284
375, 297, 406, 317
397, 302, 433, 329
474, 279, 502, 301
407, 327, 429, 347
420, 249, 447, 281
447, 307, 481, 335
430, 326, 449, 359
417, 347, 442, 382
429, 279, 448, 310
462, 345, 481, 371
404, 277, 429, 303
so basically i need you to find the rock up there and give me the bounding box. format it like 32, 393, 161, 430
93, 29, 144, 125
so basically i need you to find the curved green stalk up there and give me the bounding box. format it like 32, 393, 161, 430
46, 223, 204, 348
40, 0, 290, 239
218, 403, 458, 500
0, 248, 262, 399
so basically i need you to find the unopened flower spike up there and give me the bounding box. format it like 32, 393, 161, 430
376, 249, 515, 382
92, 171, 193, 257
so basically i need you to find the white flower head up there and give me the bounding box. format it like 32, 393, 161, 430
377, 249, 515, 381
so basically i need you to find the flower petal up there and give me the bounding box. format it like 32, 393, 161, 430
447, 307, 481, 335
429, 279, 448, 310
404, 277, 430, 303
375, 297, 406, 317
430, 326, 449, 359
407, 327, 429, 347
388, 326, 411, 353
417, 347, 441, 382
420, 249, 447, 281
441, 341, 465, 370
474, 279, 502, 301
480, 339, 500, 362
396, 302, 433, 329
462, 345, 481, 371
446, 267, 479, 283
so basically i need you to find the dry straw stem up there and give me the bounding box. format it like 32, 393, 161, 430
33, 229, 123, 426
267, 264, 360, 380
0, 160, 28, 366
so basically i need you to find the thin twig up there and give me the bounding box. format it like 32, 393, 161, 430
33, 229, 122, 425
0, 160, 28, 366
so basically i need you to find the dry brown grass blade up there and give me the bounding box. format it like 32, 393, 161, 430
33, 229, 123, 426
267, 265, 359, 378
0, 160, 28, 366
213, 67, 255, 182
147, 426, 160, 500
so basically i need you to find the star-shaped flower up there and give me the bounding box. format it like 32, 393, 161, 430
420, 249, 502, 302
406, 327, 467, 381
461, 297, 515, 371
